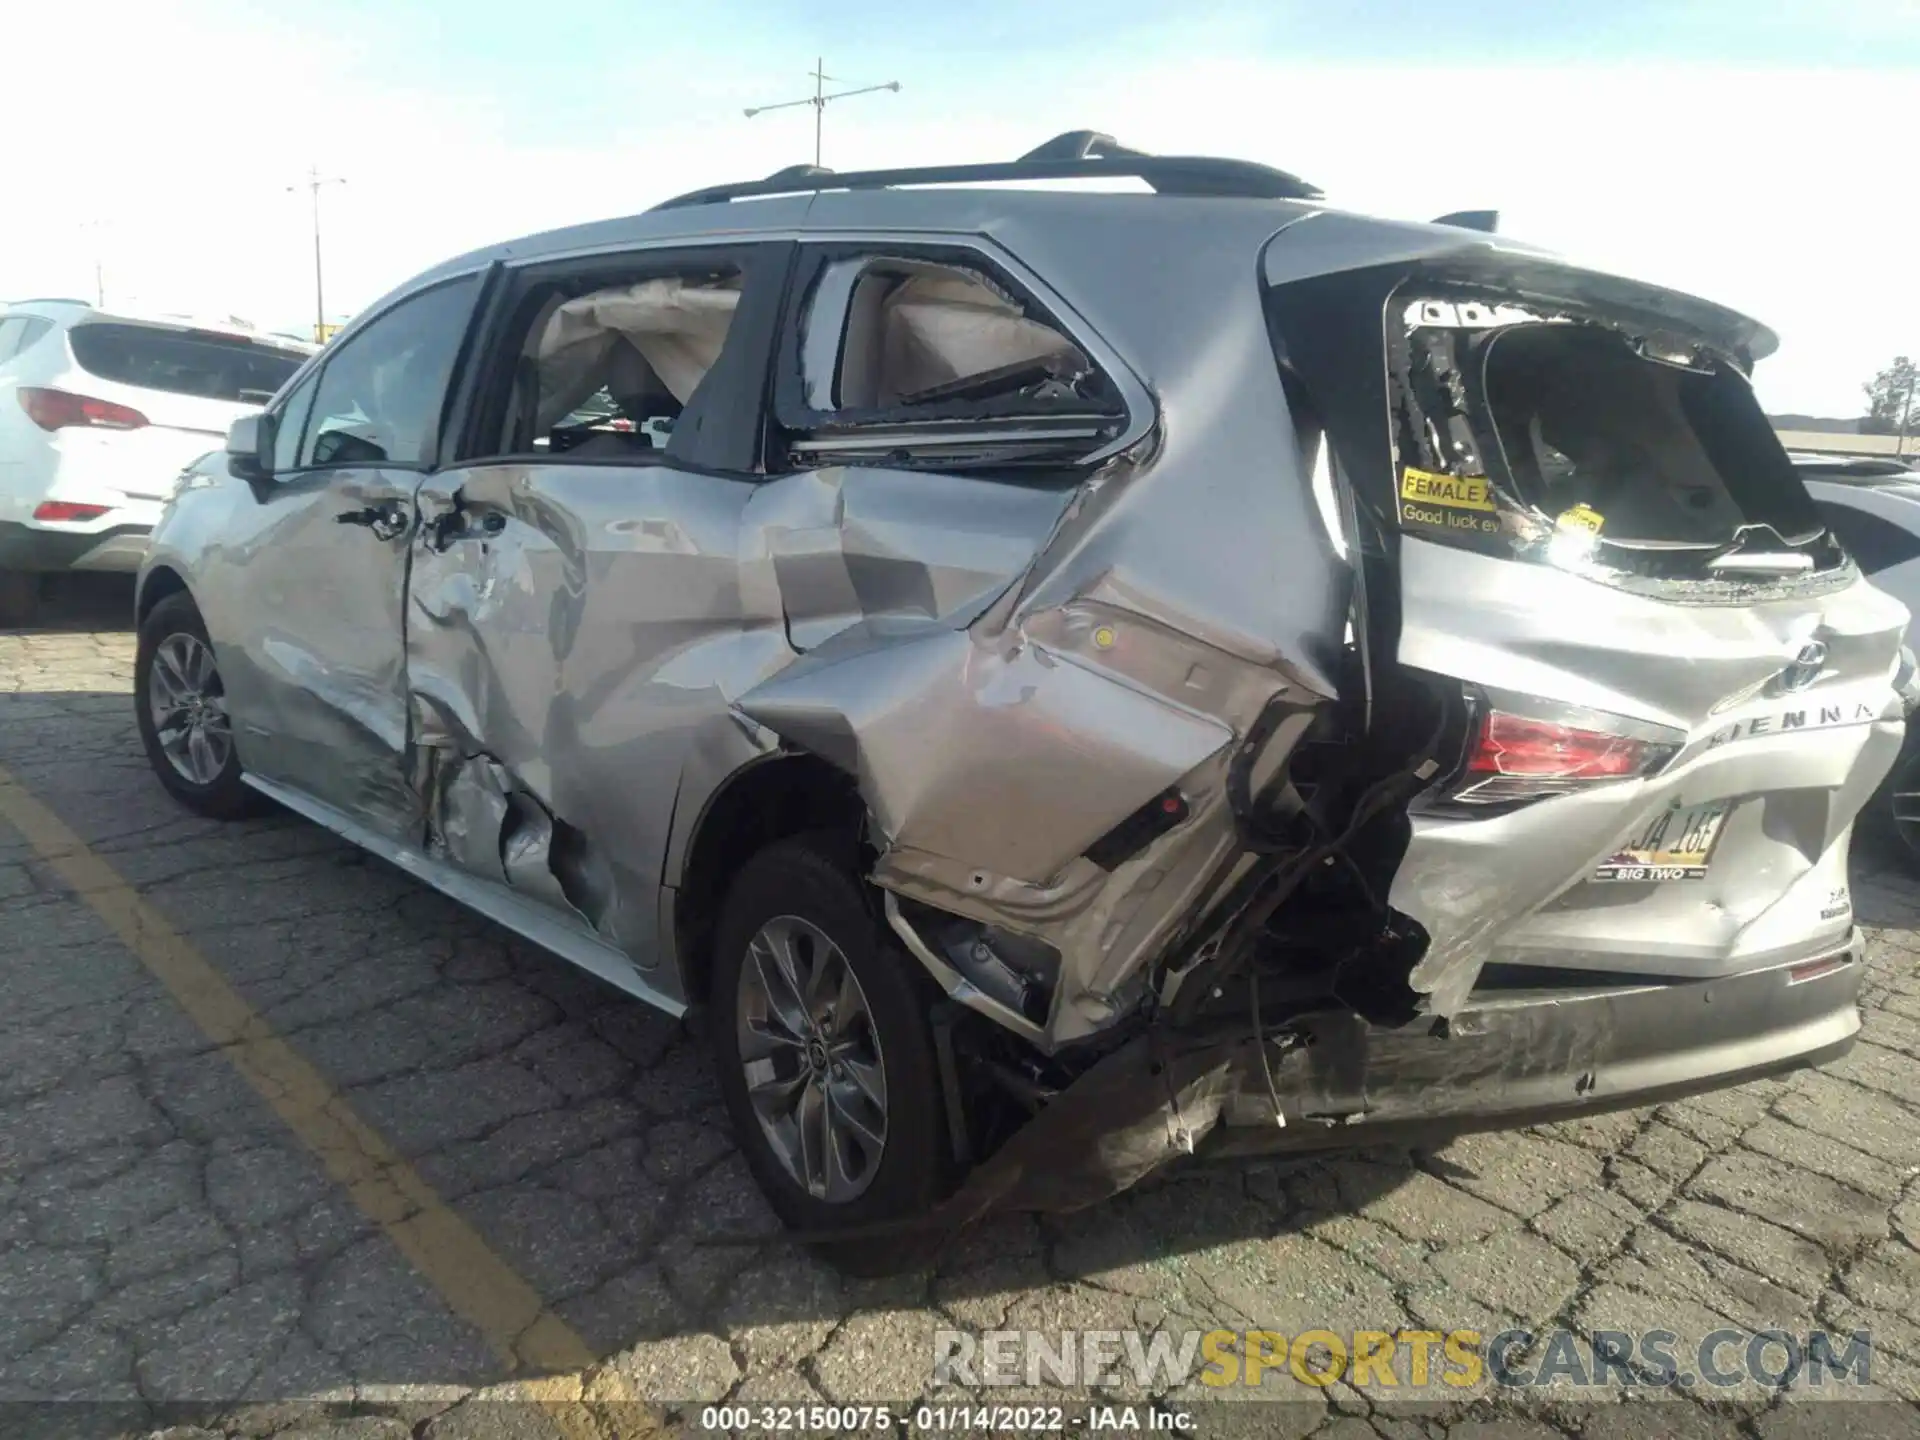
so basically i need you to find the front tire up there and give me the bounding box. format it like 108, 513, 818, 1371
710, 835, 948, 1274
134, 591, 261, 819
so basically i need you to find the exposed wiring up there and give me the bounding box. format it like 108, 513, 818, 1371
1249, 967, 1286, 1128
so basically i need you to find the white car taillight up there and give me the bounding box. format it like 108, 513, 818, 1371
17, 387, 150, 432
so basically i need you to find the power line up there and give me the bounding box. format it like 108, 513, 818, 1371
744, 58, 900, 169
287, 165, 346, 344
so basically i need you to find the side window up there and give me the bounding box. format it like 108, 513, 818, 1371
271, 368, 320, 473
14, 319, 53, 356
1818, 500, 1920, 575
0, 318, 25, 363
300, 276, 478, 468
476, 263, 746, 464
778, 251, 1127, 468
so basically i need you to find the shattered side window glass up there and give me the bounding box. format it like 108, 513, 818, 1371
800, 257, 1120, 420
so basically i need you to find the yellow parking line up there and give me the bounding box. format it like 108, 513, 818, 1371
0, 764, 651, 1438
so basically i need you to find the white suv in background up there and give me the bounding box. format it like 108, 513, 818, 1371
0, 300, 311, 617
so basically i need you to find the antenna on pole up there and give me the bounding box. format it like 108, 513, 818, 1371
77, 219, 109, 308
744, 58, 901, 168
287, 164, 347, 344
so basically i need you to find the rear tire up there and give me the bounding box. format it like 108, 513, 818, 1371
710, 834, 949, 1275
134, 591, 262, 819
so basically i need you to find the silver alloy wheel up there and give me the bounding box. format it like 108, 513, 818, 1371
736, 914, 888, 1203
148, 633, 233, 787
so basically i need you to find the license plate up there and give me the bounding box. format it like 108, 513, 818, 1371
1592, 801, 1732, 882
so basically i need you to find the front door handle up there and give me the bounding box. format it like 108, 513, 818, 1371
337, 499, 410, 542
426, 505, 506, 552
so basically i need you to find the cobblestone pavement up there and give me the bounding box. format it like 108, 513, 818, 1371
2, 582, 1919, 1438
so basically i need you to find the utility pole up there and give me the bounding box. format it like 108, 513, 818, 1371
1897, 368, 1918, 460
288, 165, 346, 343
744, 59, 900, 168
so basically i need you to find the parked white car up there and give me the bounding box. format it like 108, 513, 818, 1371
0, 300, 311, 619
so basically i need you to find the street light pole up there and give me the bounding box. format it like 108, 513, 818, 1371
744, 59, 901, 169
288, 165, 346, 343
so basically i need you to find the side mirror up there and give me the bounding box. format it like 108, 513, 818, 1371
226, 413, 273, 483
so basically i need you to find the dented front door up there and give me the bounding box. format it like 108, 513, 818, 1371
225, 460, 424, 834
218, 273, 484, 836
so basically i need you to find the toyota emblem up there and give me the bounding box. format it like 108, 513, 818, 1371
1780, 640, 1829, 692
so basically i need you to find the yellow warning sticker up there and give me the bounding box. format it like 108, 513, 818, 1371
1399, 467, 1496, 513
1556, 503, 1605, 535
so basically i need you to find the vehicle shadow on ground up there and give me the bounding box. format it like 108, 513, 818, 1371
3, 669, 1915, 1409
0, 573, 136, 635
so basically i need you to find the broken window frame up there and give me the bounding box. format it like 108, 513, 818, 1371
1262, 252, 1852, 604
448, 239, 796, 478
1391, 292, 1848, 593
769, 240, 1135, 473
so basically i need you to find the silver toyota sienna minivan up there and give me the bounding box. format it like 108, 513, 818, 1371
133, 133, 1916, 1270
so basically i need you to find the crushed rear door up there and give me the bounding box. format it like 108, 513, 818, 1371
1263, 214, 1909, 1015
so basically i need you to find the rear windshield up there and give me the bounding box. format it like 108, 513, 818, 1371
1477, 324, 1819, 548
69, 323, 303, 405
1390, 303, 1841, 589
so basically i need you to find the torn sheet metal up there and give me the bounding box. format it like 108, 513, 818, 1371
426, 751, 513, 884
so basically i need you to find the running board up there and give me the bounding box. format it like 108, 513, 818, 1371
241, 773, 687, 1019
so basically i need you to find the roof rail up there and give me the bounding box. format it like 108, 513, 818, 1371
3, 296, 91, 308
653, 131, 1321, 210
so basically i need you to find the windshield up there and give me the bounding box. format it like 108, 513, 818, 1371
69, 322, 304, 406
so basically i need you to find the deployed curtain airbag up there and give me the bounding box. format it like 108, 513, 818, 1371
836, 266, 1088, 409
533, 277, 741, 429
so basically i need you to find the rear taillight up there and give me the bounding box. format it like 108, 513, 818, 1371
32, 501, 110, 523
1449, 708, 1677, 805
17, 387, 149, 432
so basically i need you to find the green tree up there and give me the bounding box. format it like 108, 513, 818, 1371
1863, 356, 1919, 436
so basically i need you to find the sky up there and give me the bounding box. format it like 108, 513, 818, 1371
4, 0, 1917, 417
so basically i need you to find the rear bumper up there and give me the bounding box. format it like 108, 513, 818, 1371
931, 934, 1862, 1219
1207, 932, 1862, 1153
0, 520, 151, 573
